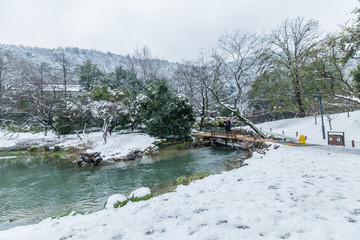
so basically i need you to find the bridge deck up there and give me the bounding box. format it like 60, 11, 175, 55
193, 133, 277, 144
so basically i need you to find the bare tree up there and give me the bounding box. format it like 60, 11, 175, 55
210, 31, 267, 138
175, 53, 216, 130
268, 17, 322, 117
54, 48, 76, 92
126, 46, 163, 85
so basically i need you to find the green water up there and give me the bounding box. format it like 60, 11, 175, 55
0, 148, 244, 230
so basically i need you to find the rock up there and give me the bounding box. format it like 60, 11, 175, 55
74, 158, 83, 164
101, 159, 115, 165
93, 156, 103, 165
190, 142, 198, 148
84, 156, 92, 163
135, 152, 143, 158
125, 151, 136, 160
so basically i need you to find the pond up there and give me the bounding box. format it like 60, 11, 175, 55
0, 148, 245, 230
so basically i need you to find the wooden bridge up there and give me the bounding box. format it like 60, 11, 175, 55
193, 129, 277, 149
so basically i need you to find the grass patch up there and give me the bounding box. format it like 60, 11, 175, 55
51, 210, 86, 220
129, 193, 153, 202
0, 151, 25, 156
50, 152, 68, 157
113, 199, 129, 208
176, 172, 211, 185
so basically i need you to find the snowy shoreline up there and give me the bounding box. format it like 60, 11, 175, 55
1, 111, 360, 239
1, 144, 359, 239
0, 131, 157, 161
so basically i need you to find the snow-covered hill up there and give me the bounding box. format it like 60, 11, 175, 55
0, 43, 180, 77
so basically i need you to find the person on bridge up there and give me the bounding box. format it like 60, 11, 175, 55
225, 118, 231, 136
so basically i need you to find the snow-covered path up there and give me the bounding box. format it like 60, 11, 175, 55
1, 144, 359, 240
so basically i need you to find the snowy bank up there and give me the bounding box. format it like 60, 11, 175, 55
1, 144, 359, 239
0, 131, 157, 160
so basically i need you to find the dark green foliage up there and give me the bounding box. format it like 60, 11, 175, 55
79, 60, 104, 90
138, 80, 195, 138
109, 66, 143, 94
89, 84, 124, 101
129, 193, 153, 202
113, 199, 129, 208
29, 146, 39, 152
351, 64, 360, 93
54, 146, 61, 152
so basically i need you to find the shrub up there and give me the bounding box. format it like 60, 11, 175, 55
29, 146, 39, 152
42, 145, 50, 152
138, 80, 195, 138
54, 146, 61, 152
129, 193, 153, 202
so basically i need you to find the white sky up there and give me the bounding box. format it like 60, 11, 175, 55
0, 0, 358, 62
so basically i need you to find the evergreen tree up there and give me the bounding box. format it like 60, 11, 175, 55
79, 60, 104, 90
138, 79, 195, 138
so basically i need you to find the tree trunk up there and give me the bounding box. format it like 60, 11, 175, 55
234, 110, 268, 139
294, 80, 305, 117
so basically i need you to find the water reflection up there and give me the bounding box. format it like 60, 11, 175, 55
0, 148, 245, 230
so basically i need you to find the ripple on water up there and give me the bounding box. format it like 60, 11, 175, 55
0, 148, 244, 230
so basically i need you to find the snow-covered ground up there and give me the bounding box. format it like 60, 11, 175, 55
0, 131, 157, 160
255, 110, 360, 147
0, 111, 360, 239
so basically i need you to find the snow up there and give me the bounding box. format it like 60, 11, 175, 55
129, 187, 151, 199
255, 110, 360, 147
1, 111, 360, 239
104, 194, 128, 210
0, 131, 156, 160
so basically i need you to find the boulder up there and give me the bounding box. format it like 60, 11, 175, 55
125, 151, 136, 160
101, 159, 115, 166
93, 156, 103, 165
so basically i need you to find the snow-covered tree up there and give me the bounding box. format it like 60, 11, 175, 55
210, 31, 267, 138
138, 80, 195, 138
175, 53, 217, 130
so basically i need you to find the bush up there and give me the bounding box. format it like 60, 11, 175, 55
42, 145, 50, 152
129, 193, 153, 202
29, 146, 39, 152
138, 80, 195, 138
54, 146, 61, 152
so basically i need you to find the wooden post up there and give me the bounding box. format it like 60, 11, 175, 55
282, 130, 284, 134
352, 140, 355, 148
270, 128, 272, 132
296, 132, 298, 137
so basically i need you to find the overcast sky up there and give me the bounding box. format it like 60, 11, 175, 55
0, 0, 358, 62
